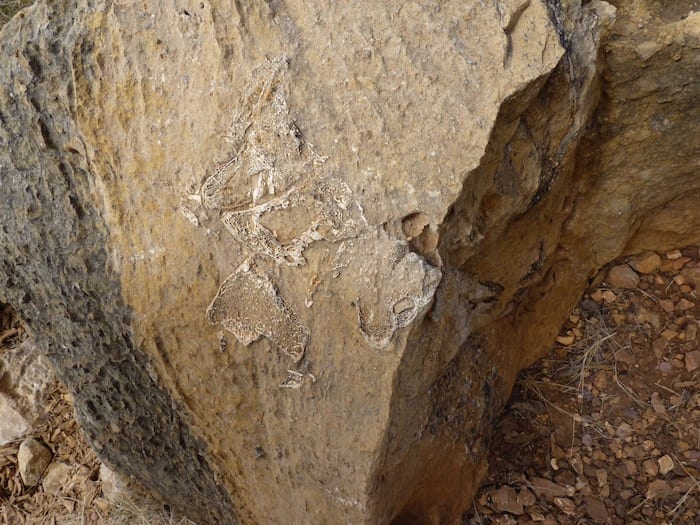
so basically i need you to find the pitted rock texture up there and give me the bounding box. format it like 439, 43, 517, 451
0, 0, 698, 524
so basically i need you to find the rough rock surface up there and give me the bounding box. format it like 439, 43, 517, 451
0, 1, 698, 524
0, 337, 53, 445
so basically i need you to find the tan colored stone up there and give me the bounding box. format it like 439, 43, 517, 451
636, 307, 661, 330
657, 455, 674, 475
42, 462, 72, 494
529, 477, 571, 499
0, 395, 29, 446
661, 329, 679, 341
553, 497, 576, 515
606, 264, 640, 288
642, 459, 659, 477
646, 480, 672, 499
652, 338, 667, 358
685, 350, 700, 372
672, 256, 692, 271
650, 392, 667, 416
584, 496, 609, 524
680, 266, 700, 286
628, 252, 661, 274
17, 439, 52, 487
490, 486, 524, 515
676, 298, 695, 311
556, 335, 575, 346
601, 290, 618, 303
516, 487, 536, 507
658, 299, 675, 314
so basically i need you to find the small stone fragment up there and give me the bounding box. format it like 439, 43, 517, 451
0, 395, 30, 445
673, 274, 687, 286
672, 256, 692, 270
636, 307, 661, 330
595, 469, 608, 489
516, 487, 536, 507
569, 454, 584, 476
491, 486, 524, 515
556, 335, 575, 346
601, 290, 617, 303
492, 516, 517, 525
42, 462, 72, 494
666, 249, 683, 260
529, 477, 571, 499
616, 421, 633, 439
646, 479, 672, 499
652, 338, 667, 358
589, 290, 605, 304
680, 266, 700, 286
682, 450, 700, 460
628, 252, 661, 274
650, 392, 667, 415
553, 497, 576, 515
581, 433, 593, 448
660, 329, 678, 341
642, 458, 659, 476
584, 496, 609, 523
657, 455, 674, 475
17, 438, 53, 486
676, 298, 695, 311
606, 264, 640, 288
684, 350, 700, 372
658, 299, 675, 313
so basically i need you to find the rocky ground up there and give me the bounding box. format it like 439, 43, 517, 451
0, 306, 195, 524
1, 247, 698, 524
467, 247, 700, 525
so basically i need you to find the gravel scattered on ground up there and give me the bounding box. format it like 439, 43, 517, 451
0, 305, 197, 525
467, 246, 699, 525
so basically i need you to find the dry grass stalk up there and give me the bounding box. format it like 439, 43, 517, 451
0, 0, 33, 27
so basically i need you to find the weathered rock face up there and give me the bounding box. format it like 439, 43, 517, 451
0, 0, 698, 523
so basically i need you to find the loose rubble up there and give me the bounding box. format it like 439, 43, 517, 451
0, 304, 197, 524
467, 246, 699, 524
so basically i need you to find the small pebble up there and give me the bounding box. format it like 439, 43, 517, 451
606, 264, 640, 288
685, 350, 700, 372
657, 455, 674, 475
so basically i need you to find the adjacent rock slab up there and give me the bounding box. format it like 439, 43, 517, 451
0, 339, 53, 445
1, 0, 699, 523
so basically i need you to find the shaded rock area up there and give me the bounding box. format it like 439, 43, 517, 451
0, 1, 698, 524
469, 247, 699, 524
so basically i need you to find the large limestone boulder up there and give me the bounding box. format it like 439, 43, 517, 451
0, 0, 697, 523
